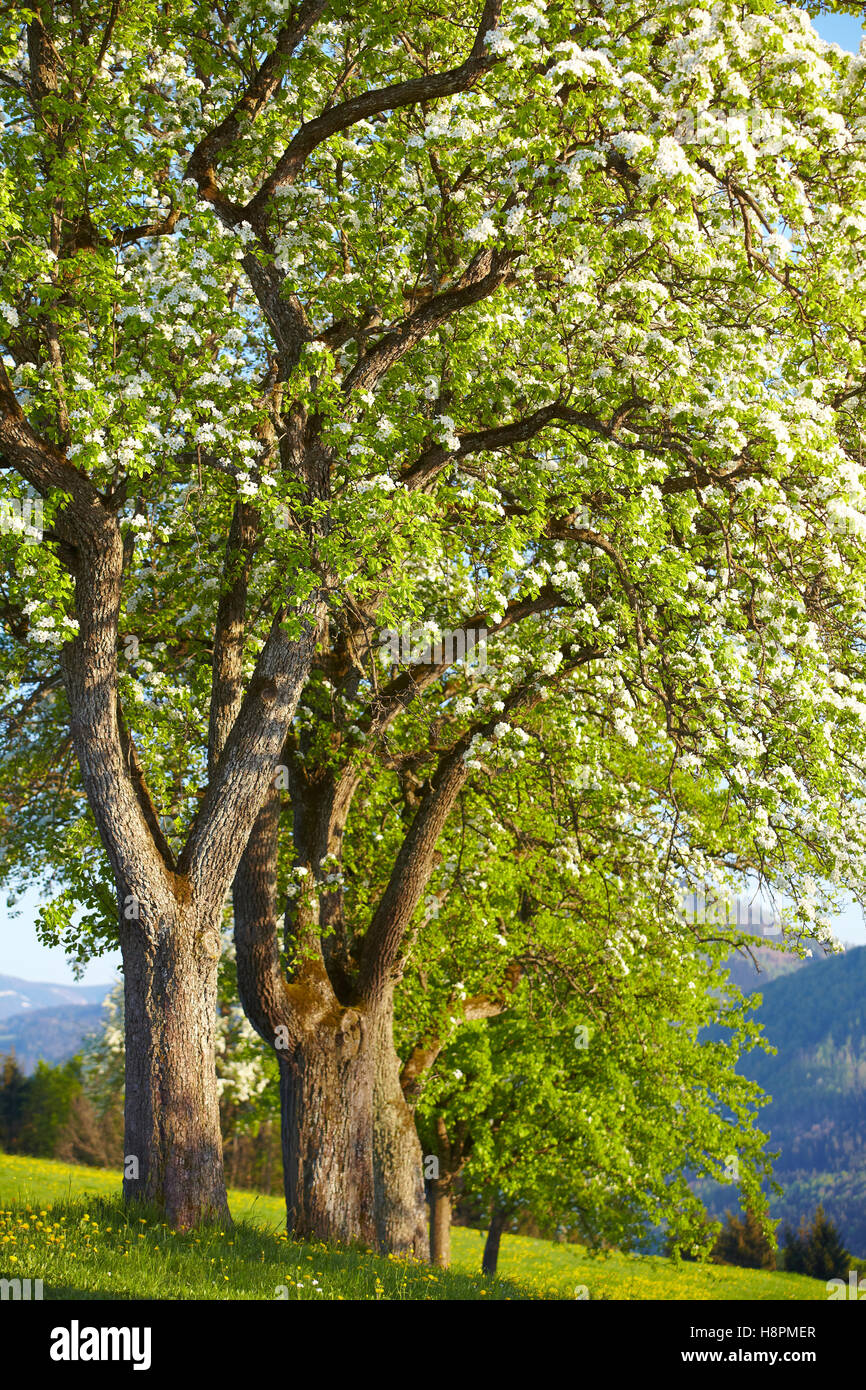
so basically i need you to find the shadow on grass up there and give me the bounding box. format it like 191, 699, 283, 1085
7, 1194, 544, 1301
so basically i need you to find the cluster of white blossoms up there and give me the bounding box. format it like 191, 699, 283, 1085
20, 599, 78, 649
215, 1007, 270, 1105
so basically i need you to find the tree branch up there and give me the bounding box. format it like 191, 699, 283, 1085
208, 501, 260, 773
185, 0, 329, 202
244, 1, 504, 221
400, 960, 523, 1099
343, 245, 515, 395
358, 670, 557, 1006
181, 596, 326, 899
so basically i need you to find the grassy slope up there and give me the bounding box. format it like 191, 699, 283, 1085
0, 1153, 829, 1301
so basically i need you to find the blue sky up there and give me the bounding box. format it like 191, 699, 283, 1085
2, 8, 865, 985
812, 10, 865, 52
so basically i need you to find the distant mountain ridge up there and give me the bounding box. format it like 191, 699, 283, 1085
723, 942, 809, 993
722, 933, 842, 995
0, 974, 113, 1073
0, 973, 112, 1021
0, 1002, 107, 1073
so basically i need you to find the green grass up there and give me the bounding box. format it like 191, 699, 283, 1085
0, 1151, 286, 1226
449, 1227, 831, 1301
0, 1153, 535, 1300
0, 1152, 833, 1301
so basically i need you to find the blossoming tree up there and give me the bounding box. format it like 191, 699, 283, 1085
3, 0, 866, 1242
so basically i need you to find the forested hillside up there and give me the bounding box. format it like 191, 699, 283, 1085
700, 945, 866, 1253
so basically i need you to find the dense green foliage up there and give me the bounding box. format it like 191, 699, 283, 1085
0, 1051, 91, 1158
5, 0, 866, 1005
411, 930, 777, 1256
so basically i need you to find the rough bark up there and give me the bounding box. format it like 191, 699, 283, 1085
270, 998, 427, 1254
482, 1205, 508, 1277
232, 704, 519, 1255
234, 801, 427, 1253
119, 894, 228, 1229
46, 495, 236, 1229
278, 1007, 377, 1246
233, 796, 374, 1244
39, 492, 320, 1231
371, 996, 428, 1257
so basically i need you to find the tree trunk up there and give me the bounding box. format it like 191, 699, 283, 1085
120, 898, 229, 1230
371, 997, 428, 1257
261, 1124, 274, 1193
429, 1178, 453, 1268
276, 997, 429, 1254
233, 796, 380, 1246
234, 796, 428, 1254
278, 1007, 378, 1247
482, 1206, 508, 1277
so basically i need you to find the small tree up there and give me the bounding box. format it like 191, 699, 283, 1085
0, 1054, 85, 1158
782, 1207, 850, 1281
410, 913, 777, 1275
712, 1206, 776, 1271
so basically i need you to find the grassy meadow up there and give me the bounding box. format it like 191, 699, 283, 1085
0, 1152, 832, 1301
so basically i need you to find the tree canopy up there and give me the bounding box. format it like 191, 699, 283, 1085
3, 0, 866, 1238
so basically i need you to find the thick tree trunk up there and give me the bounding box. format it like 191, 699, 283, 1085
482, 1205, 508, 1277
278, 1009, 377, 1247
234, 798, 428, 1254
429, 1178, 452, 1268
120, 898, 229, 1230
371, 997, 428, 1257
275, 999, 428, 1254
